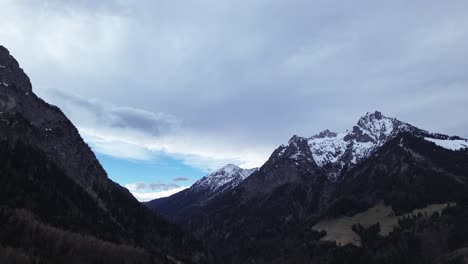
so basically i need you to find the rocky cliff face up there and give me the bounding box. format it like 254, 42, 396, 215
0, 46, 32, 93
0, 45, 215, 264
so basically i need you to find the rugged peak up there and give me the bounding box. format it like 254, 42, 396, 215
312, 129, 338, 139
219, 164, 241, 173
355, 111, 408, 142
0, 45, 32, 93
193, 165, 257, 195
288, 134, 306, 144
362, 110, 384, 120
358, 110, 390, 126
269, 111, 427, 179
277, 135, 314, 163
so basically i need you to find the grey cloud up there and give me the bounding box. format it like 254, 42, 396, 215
51, 90, 103, 114
130, 182, 147, 191
148, 183, 179, 191
110, 107, 178, 136
173, 177, 190, 182
49, 90, 178, 137
126, 182, 180, 192
109, 0, 468, 140
18, 0, 125, 14
2, 0, 468, 170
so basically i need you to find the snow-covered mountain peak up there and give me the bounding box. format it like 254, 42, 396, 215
355, 111, 408, 142
271, 111, 467, 180
274, 111, 425, 179
307, 111, 417, 176
192, 164, 258, 195
218, 164, 242, 174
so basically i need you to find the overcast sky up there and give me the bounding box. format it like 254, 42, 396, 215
2, 0, 468, 200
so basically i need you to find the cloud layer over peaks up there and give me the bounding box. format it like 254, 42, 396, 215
2, 0, 468, 173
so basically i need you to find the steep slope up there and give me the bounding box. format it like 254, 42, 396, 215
0, 45, 214, 263
161, 111, 468, 263
147, 164, 257, 223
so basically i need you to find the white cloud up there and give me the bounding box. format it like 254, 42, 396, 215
0, 0, 128, 80
128, 186, 189, 202
42, 89, 269, 170
125, 182, 180, 192
125, 182, 189, 202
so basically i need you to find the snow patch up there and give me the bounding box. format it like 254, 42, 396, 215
308, 132, 348, 166
425, 137, 468, 151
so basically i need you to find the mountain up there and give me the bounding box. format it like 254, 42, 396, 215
148, 110, 468, 263
0, 45, 215, 264
191, 164, 257, 197
274, 111, 427, 179
147, 164, 257, 223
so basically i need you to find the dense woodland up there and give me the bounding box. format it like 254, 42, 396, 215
0, 140, 213, 263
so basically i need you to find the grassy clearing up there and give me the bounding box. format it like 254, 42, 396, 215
312, 202, 453, 246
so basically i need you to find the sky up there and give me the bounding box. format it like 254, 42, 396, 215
1, 0, 468, 201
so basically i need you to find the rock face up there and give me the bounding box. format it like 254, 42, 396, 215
0, 46, 107, 198
0, 45, 215, 263
149, 109, 468, 263
147, 164, 257, 223
0, 46, 32, 93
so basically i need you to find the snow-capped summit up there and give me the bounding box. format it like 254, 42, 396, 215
146, 164, 258, 215
192, 164, 258, 195
308, 111, 414, 173
275, 111, 460, 179
355, 111, 411, 142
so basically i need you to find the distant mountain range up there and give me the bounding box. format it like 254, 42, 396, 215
0, 45, 215, 263
148, 111, 468, 264
147, 164, 257, 222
